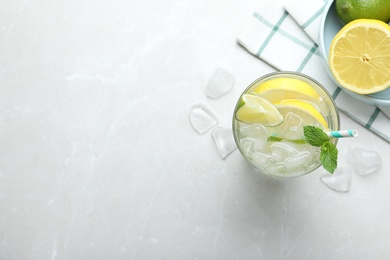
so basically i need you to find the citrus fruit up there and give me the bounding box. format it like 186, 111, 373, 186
336, 0, 390, 24
329, 19, 390, 94
235, 94, 284, 126
253, 78, 321, 103
274, 99, 328, 128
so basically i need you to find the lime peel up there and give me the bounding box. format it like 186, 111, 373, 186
235, 94, 284, 126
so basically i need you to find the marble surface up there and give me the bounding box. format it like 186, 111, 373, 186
1, 0, 390, 259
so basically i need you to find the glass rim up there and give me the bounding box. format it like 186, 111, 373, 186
236, 71, 340, 131
232, 71, 341, 178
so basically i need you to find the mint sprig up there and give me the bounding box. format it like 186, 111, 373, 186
304, 126, 338, 174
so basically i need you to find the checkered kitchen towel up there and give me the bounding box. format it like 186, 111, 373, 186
237, 0, 390, 143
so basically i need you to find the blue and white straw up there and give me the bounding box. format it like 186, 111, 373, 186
326, 130, 358, 138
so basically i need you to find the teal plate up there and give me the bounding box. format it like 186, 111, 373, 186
318, 0, 390, 106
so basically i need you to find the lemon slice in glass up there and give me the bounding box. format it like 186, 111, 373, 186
274, 99, 328, 129
329, 19, 390, 94
253, 77, 321, 103
235, 94, 284, 126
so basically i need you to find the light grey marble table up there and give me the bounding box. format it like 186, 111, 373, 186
1, 0, 390, 259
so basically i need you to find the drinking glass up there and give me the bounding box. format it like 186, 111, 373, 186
232, 72, 340, 177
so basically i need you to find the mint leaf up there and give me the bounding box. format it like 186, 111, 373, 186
303, 125, 329, 146
270, 125, 339, 174
303, 125, 338, 174
320, 142, 338, 174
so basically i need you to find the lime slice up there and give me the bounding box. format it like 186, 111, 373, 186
235, 94, 284, 126
274, 99, 328, 129
253, 78, 321, 103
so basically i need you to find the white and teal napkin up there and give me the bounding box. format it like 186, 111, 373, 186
237, 0, 390, 143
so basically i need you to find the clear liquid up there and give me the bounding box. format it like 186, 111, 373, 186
234, 116, 322, 177
232, 73, 339, 177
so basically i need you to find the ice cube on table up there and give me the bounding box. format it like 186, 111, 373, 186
211, 126, 237, 159
205, 68, 235, 98
347, 147, 382, 176
189, 103, 219, 134
320, 167, 351, 192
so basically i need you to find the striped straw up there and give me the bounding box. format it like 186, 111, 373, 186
326, 130, 358, 138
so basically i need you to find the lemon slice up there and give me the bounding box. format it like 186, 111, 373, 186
274, 99, 328, 128
253, 77, 321, 103
329, 19, 390, 94
235, 94, 284, 126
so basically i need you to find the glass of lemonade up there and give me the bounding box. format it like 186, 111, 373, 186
232, 72, 340, 177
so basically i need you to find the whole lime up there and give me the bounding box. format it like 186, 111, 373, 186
336, 0, 390, 24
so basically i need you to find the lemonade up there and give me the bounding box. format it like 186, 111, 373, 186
232, 72, 340, 177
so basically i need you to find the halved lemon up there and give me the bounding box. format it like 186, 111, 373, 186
235, 94, 284, 126
274, 99, 328, 129
329, 19, 390, 94
253, 77, 321, 103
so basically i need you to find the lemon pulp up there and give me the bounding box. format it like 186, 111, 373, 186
274, 99, 329, 129
329, 19, 390, 94
253, 77, 321, 103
